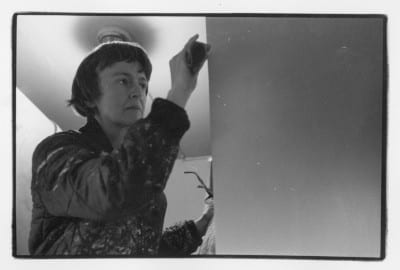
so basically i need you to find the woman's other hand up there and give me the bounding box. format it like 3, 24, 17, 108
194, 197, 214, 237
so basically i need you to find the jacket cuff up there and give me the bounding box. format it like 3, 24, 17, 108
147, 98, 190, 138
185, 220, 203, 248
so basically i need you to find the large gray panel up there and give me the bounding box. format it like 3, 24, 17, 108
207, 17, 383, 256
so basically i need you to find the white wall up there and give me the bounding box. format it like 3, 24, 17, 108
164, 157, 212, 228
15, 88, 61, 255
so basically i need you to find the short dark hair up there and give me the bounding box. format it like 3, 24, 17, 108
68, 41, 152, 117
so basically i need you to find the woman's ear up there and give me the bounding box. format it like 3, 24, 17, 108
84, 100, 98, 116
85, 100, 96, 109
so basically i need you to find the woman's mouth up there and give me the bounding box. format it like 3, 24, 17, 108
125, 105, 141, 110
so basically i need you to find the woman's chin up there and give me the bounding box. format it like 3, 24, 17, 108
122, 111, 143, 124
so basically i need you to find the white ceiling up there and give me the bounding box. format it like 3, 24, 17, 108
16, 15, 211, 158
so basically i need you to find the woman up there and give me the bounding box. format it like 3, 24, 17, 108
29, 34, 213, 256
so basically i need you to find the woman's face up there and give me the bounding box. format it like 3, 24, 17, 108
94, 61, 148, 127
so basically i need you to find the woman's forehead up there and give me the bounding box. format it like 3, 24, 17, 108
98, 61, 146, 77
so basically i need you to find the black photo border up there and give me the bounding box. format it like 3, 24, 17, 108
11, 12, 388, 261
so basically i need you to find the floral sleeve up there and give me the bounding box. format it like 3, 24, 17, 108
158, 220, 203, 256
31, 98, 190, 221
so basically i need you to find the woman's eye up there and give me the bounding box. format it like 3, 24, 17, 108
118, 78, 128, 85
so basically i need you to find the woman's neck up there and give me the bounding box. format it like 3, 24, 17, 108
94, 116, 128, 150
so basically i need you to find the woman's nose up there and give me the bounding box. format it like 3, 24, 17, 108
129, 80, 142, 98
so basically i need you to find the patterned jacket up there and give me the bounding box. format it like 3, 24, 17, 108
29, 98, 202, 256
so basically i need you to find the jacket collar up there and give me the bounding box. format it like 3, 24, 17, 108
78, 117, 113, 153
